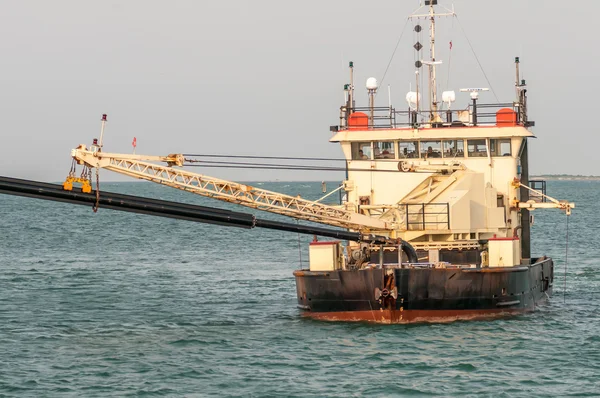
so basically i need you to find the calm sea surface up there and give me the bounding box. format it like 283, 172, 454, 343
0, 180, 598, 397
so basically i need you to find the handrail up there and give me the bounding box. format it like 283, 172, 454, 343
336, 102, 532, 130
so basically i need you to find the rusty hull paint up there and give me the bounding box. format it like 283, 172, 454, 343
301, 308, 528, 324
294, 258, 553, 324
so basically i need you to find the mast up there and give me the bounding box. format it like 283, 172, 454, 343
428, 2, 438, 118
409, 1, 454, 124
349, 61, 355, 111
515, 56, 521, 101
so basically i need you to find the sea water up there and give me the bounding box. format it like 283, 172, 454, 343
0, 180, 598, 397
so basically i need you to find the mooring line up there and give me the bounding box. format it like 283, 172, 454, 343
296, 219, 303, 269
564, 213, 569, 304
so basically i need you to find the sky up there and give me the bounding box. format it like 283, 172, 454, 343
0, 0, 596, 182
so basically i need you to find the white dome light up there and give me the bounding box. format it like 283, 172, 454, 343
442, 91, 456, 104
366, 77, 378, 90
406, 91, 420, 109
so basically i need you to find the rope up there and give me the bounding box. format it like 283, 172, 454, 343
564, 213, 569, 303
377, 18, 410, 96
455, 15, 500, 102
444, 16, 455, 99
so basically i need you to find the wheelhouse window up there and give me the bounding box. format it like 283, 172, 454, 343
374, 141, 395, 159
399, 141, 419, 158
420, 141, 442, 158
467, 139, 487, 157
351, 142, 372, 160
490, 139, 512, 157
442, 140, 464, 158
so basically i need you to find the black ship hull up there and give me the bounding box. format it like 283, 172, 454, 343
294, 257, 553, 323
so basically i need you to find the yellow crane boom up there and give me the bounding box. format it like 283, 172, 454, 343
70, 145, 392, 231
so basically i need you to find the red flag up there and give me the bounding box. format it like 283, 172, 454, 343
449, 41, 453, 50
132, 137, 137, 148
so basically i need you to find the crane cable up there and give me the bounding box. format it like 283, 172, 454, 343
183, 161, 441, 174
93, 168, 100, 213
182, 154, 345, 162
183, 154, 456, 173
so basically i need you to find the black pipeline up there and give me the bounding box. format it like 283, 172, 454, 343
0, 176, 390, 243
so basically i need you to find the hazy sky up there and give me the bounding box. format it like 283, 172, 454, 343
0, 0, 596, 182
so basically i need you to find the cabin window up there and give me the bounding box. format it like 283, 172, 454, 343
467, 139, 487, 157
420, 141, 442, 158
399, 141, 419, 159
351, 142, 372, 160
490, 139, 512, 157
374, 141, 395, 159
497, 194, 505, 207
442, 140, 464, 158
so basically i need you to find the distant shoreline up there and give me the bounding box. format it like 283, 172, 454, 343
532, 175, 600, 181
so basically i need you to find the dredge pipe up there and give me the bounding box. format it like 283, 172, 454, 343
0, 176, 255, 228
401, 240, 419, 263
0, 176, 414, 247
0, 176, 251, 219
0, 176, 366, 241
255, 219, 361, 242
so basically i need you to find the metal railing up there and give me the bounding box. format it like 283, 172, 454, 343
529, 180, 547, 203
335, 102, 533, 131
404, 203, 450, 231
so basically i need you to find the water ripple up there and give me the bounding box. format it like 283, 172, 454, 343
0, 181, 598, 396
